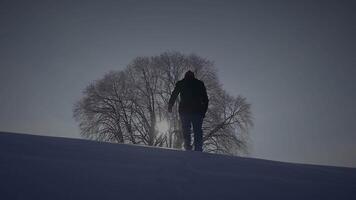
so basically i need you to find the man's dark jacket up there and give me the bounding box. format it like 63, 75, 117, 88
168, 77, 209, 115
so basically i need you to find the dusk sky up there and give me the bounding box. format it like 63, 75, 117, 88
0, 0, 355, 167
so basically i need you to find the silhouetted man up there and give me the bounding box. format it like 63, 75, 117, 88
168, 70, 209, 151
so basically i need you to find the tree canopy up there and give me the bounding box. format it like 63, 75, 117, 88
73, 52, 253, 155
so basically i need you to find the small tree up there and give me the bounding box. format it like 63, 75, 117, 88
74, 51, 253, 155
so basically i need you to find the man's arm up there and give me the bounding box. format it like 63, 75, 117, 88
168, 82, 181, 112
201, 82, 209, 116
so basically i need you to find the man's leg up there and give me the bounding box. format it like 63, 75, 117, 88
180, 113, 192, 150
192, 114, 204, 152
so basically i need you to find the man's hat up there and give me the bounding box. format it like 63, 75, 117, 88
184, 70, 195, 79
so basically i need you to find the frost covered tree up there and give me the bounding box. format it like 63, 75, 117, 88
73, 52, 253, 155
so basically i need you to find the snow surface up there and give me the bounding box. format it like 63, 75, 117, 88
1, 132, 355, 200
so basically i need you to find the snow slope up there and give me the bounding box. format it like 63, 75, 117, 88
1, 132, 355, 200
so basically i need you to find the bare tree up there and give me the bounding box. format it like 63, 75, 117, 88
73, 51, 253, 155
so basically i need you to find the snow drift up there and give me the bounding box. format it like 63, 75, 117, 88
0, 132, 355, 200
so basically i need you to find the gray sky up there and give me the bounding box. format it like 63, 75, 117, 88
1, 0, 355, 167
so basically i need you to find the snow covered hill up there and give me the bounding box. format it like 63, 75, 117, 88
0, 132, 355, 200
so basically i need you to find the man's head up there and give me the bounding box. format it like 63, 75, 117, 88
184, 70, 195, 80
